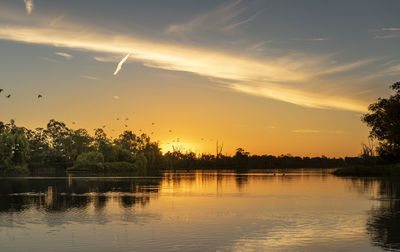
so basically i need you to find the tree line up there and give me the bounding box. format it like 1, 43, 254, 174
0, 119, 163, 176
0, 119, 371, 176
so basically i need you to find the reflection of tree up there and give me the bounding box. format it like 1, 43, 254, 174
234, 172, 249, 190
367, 180, 400, 250
0, 178, 162, 213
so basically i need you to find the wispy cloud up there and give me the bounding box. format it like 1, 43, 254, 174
165, 0, 262, 34
293, 129, 343, 134
293, 129, 320, 133
41, 57, 59, 63
387, 64, 400, 73
382, 28, 400, 31
327, 130, 343, 134
0, 13, 379, 112
24, 0, 34, 15
317, 59, 376, 76
373, 27, 400, 39
94, 56, 120, 62
355, 62, 400, 82
221, 10, 263, 31
113, 95, 120, 100
294, 37, 331, 41
55, 52, 72, 59
80, 75, 100, 81
230, 83, 366, 112
246, 41, 268, 52
113, 53, 130, 75
375, 34, 400, 39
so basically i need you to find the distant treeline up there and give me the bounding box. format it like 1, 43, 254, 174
0, 119, 375, 176
163, 148, 369, 170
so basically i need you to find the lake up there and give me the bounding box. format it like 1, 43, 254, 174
0, 170, 399, 251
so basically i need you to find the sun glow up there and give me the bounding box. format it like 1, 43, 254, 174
160, 141, 201, 155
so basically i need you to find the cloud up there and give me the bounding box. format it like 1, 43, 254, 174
387, 64, 400, 73
293, 129, 343, 134
293, 129, 320, 133
94, 55, 121, 62
24, 0, 34, 15
113, 95, 120, 100
55, 52, 73, 59
382, 28, 400, 31
114, 53, 130, 75
246, 41, 268, 52
374, 28, 400, 39
220, 10, 263, 31
0, 13, 378, 112
294, 37, 331, 41
317, 59, 376, 76
375, 34, 400, 39
80, 75, 100, 81
327, 130, 343, 134
165, 0, 240, 34
165, 0, 262, 34
230, 83, 367, 112
356, 63, 400, 81
41, 57, 59, 63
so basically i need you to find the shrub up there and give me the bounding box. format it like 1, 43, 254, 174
68, 151, 104, 172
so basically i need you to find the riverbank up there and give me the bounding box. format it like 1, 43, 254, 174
333, 164, 400, 177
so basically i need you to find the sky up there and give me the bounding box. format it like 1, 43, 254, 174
0, 0, 399, 157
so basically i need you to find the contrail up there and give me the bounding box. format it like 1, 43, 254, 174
114, 53, 130, 75
24, 0, 34, 15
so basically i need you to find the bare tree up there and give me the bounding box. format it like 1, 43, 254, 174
361, 137, 375, 158
216, 140, 223, 158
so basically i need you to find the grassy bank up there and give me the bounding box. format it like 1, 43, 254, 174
333, 164, 400, 177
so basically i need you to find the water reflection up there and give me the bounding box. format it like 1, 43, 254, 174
0, 171, 397, 251
0, 177, 162, 216
347, 177, 400, 251
367, 179, 400, 250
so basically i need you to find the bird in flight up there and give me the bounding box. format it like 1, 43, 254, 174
0, 89, 3, 93
152, 122, 155, 125
125, 118, 129, 121
6, 94, 11, 98
38, 94, 42, 98
169, 130, 172, 133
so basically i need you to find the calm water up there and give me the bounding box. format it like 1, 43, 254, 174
0, 170, 399, 251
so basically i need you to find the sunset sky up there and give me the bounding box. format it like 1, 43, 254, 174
0, 0, 399, 157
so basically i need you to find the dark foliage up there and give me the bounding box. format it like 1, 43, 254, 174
0, 119, 377, 176
363, 82, 400, 162
0, 119, 163, 176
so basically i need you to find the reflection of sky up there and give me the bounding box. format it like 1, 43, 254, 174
0, 1, 399, 156
0, 172, 388, 251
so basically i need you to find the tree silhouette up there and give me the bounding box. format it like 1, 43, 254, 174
362, 82, 400, 162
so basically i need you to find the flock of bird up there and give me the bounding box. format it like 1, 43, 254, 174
89, 117, 207, 146
1, 88, 215, 149
0, 89, 42, 99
